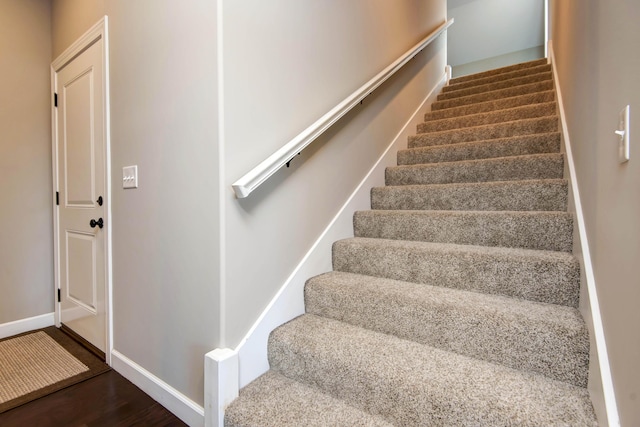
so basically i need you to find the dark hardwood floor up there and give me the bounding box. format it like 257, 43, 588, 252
0, 370, 187, 426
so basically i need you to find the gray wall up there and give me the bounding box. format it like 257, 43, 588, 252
51, 0, 105, 58
448, 0, 544, 75
52, 0, 220, 405
550, 0, 640, 425
43, 0, 446, 409
221, 0, 447, 347
107, 0, 220, 406
0, 0, 53, 324
10, 0, 637, 422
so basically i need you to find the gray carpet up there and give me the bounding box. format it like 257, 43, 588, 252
386, 152, 564, 185
225, 58, 598, 426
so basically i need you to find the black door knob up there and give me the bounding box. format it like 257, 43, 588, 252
90, 218, 104, 229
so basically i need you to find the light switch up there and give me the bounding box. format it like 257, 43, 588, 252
615, 105, 630, 163
123, 165, 138, 189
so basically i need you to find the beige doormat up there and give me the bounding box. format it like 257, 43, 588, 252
0, 327, 110, 413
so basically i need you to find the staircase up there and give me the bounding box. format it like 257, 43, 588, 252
225, 58, 598, 426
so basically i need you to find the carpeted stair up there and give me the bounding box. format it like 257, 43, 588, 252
225, 58, 598, 426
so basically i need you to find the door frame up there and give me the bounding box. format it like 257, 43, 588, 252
51, 16, 112, 365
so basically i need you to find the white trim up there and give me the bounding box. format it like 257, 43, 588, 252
51, 16, 112, 364
103, 17, 113, 367
549, 42, 620, 427
205, 349, 238, 427
234, 71, 448, 388
111, 350, 205, 427
52, 19, 105, 71
231, 19, 454, 199
544, 0, 549, 58
50, 64, 60, 328
216, 0, 227, 349
0, 313, 55, 339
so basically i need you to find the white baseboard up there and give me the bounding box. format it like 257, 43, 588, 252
234, 70, 448, 389
0, 312, 54, 339
548, 41, 620, 427
111, 349, 205, 427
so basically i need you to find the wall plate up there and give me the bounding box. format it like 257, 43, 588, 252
123, 165, 138, 189
616, 105, 630, 163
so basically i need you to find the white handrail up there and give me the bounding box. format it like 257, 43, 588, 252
232, 18, 454, 199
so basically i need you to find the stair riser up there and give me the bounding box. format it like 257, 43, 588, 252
425, 91, 556, 122
305, 273, 588, 386
354, 211, 573, 252
332, 239, 580, 307
409, 117, 558, 149
398, 133, 561, 165
371, 181, 568, 212
417, 102, 556, 133
432, 80, 554, 111
450, 58, 548, 84
443, 64, 551, 93
438, 72, 552, 101
387, 154, 564, 185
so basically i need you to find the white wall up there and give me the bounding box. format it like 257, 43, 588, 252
0, 0, 53, 324
551, 0, 640, 425
221, 0, 448, 347
448, 0, 544, 71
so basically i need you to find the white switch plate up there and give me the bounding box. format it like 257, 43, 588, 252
123, 165, 138, 189
617, 105, 630, 163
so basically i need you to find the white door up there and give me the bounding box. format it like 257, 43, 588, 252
55, 37, 107, 353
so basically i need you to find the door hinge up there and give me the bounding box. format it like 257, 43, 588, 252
57, 288, 61, 302
54, 93, 58, 107
56, 191, 59, 205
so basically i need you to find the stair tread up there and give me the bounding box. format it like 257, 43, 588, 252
225, 371, 393, 427
387, 152, 564, 185
409, 116, 558, 148
269, 314, 596, 426
432, 80, 554, 111
333, 237, 580, 307
398, 132, 560, 165
424, 90, 556, 122
399, 132, 562, 165
306, 271, 588, 386
450, 58, 548, 84
354, 208, 573, 252
418, 102, 557, 133
371, 178, 568, 212
438, 71, 552, 101
390, 152, 563, 171
444, 64, 552, 92
335, 236, 577, 267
